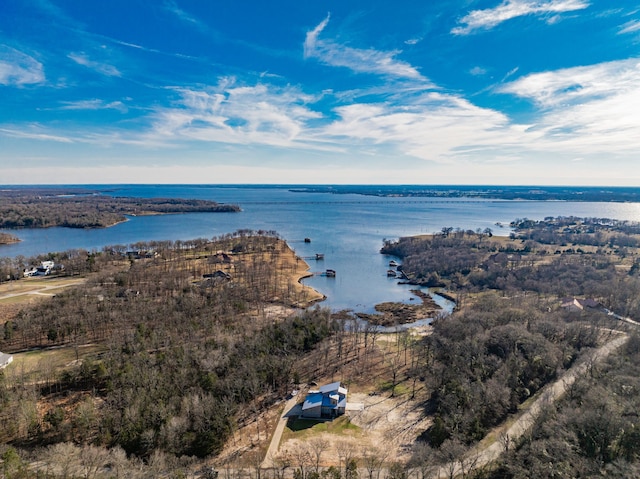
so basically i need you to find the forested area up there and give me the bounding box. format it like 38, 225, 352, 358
418, 294, 601, 447
0, 190, 240, 229
0, 232, 336, 473
511, 216, 640, 248
476, 331, 640, 478
1, 217, 640, 477
382, 221, 640, 318
383, 217, 640, 477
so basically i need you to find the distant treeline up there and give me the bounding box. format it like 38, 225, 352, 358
292, 185, 640, 202
0, 190, 240, 229
511, 216, 640, 247
382, 217, 640, 318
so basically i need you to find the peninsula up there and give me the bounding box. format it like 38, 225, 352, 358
0, 187, 240, 229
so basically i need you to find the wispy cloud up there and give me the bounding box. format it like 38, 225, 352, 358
0, 125, 73, 143
150, 78, 323, 148
304, 14, 425, 80
452, 0, 590, 35
59, 99, 128, 113
321, 91, 517, 163
68, 52, 121, 77
0, 46, 45, 86
498, 58, 640, 155
619, 19, 640, 34
163, 0, 210, 34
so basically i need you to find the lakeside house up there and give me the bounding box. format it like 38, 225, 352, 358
0, 352, 13, 370
561, 297, 602, 312
24, 260, 56, 277
301, 381, 347, 419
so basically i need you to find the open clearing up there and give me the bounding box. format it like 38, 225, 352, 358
276, 391, 432, 466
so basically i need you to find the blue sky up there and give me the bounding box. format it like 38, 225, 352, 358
1, 0, 639, 185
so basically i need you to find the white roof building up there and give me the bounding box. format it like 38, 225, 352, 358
0, 352, 13, 370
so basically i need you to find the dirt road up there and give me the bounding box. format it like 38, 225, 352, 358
0, 278, 85, 301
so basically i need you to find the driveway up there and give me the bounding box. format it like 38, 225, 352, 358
261, 394, 302, 468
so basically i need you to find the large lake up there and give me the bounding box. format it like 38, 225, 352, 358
2, 185, 640, 314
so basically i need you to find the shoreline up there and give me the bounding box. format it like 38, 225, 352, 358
290, 252, 326, 308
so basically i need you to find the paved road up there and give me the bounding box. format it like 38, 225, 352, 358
431, 332, 629, 478
261, 394, 302, 468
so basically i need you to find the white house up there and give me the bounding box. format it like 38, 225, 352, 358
301, 381, 347, 419
0, 352, 13, 370
36, 261, 55, 275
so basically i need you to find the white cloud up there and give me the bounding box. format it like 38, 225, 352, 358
59, 99, 128, 112
150, 78, 323, 148
68, 52, 121, 77
163, 0, 210, 34
619, 20, 640, 34
498, 58, 640, 155
452, 0, 590, 35
470, 66, 487, 76
304, 14, 425, 80
321, 91, 518, 163
502, 67, 520, 81
0, 126, 73, 143
0, 46, 45, 86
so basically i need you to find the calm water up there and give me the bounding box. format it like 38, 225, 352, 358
2, 185, 640, 314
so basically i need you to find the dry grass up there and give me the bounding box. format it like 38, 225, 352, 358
215, 327, 432, 467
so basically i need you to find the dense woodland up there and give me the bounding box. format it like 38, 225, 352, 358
1, 217, 640, 477
421, 296, 596, 444
484, 332, 640, 478
382, 219, 640, 317
383, 217, 640, 477
0, 232, 339, 471
0, 190, 239, 229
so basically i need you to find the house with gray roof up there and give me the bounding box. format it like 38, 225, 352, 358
301, 381, 347, 419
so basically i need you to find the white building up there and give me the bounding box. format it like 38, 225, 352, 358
0, 352, 13, 370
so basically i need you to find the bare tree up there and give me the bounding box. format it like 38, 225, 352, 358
308, 437, 329, 473
361, 446, 387, 479
336, 440, 358, 479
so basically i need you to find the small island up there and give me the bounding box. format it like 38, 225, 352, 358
356, 289, 441, 326
0, 188, 240, 229
0, 233, 20, 245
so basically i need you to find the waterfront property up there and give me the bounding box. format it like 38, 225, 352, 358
301, 381, 347, 419
24, 260, 56, 277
